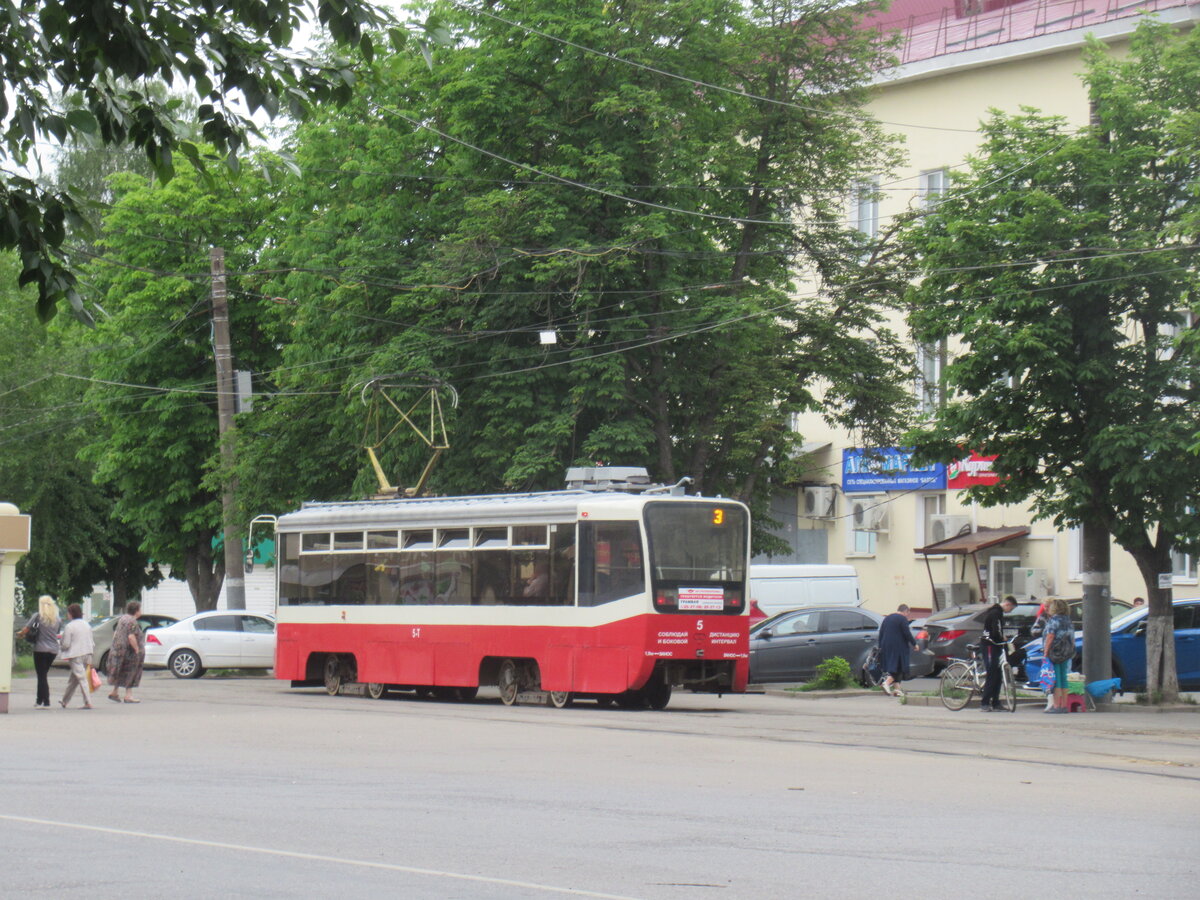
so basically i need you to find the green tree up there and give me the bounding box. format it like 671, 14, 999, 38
0, 0, 390, 322
0, 252, 158, 606
900, 20, 1200, 701
236, 0, 912, 546
79, 161, 279, 611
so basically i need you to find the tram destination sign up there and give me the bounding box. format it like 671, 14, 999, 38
677, 586, 725, 611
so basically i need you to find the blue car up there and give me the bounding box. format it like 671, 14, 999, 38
1023, 598, 1200, 691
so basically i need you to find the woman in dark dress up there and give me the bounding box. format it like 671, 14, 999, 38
106, 600, 145, 704
878, 603, 917, 699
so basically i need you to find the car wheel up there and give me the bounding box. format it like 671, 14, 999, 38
98, 650, 110, 674
169, 649, 203, 679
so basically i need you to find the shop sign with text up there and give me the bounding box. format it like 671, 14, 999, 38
842, 448, 946, 492
947, 452, 1000, 489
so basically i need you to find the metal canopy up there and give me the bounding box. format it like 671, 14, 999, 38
914, 525, 1031, 556
915, 526, 1031, 610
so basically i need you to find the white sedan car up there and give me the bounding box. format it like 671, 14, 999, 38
144, 611, 276, 678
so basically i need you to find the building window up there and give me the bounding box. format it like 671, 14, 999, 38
846, 494, 883, 556
919, 494, 946, 547
917, 340, 946, 414
854, 178, 880, 239
1172, 548, 1198, 583
989, 556, 1020, 600
919, 168, 947, 207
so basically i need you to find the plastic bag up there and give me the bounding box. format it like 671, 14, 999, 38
88, 665, 102, 692
1039, 658, 1056, 693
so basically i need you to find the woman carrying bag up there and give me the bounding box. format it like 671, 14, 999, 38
18, 595, 62, 709
58, 603, 95, 709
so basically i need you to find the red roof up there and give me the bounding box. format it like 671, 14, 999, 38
859, 0, 1197, 66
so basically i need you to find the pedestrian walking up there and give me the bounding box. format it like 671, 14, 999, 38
979, 595, 1016, 712
1042, 597, 1075, 714
58, 603, 96, 709
18, 595, 61, 709
878, 603, 917, 699
106, 600, 145, 704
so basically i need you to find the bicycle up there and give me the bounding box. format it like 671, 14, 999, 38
858, 646, 883, 688
938, 641, 1016, 712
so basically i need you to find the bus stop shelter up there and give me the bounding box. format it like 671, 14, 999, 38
915, 525, 1030, 609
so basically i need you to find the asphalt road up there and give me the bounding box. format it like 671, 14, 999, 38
3, 671, 1198, 899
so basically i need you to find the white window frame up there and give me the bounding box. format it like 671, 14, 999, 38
1172, 548, 1198, 584
917, 493, 946, 548
919, 168, 947, 208
854, 178, 880, 239
916, 340, 946, 414
845, 494, 882, 557
988, 555, 1022, 601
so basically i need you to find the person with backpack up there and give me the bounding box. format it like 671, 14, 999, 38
1042, 597, 1076, 714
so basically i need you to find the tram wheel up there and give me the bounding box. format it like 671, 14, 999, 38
615, 690, 647, 710
643, 680, 672, 711
548, 691, 573, 709
366, 682, 388, 700
323, 655, 343, 696
498, 659, 520, 706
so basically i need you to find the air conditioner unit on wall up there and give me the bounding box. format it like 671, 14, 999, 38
934, 582, 972, 609
1012, 567, 1050, 599
851, 498, 889, 532
802, 485, 836, 519
929, 514, 971, 543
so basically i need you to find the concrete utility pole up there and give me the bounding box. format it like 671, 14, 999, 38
1080, 520, 1112, 705
211, 247, 245, 610
0, 503, 31, 714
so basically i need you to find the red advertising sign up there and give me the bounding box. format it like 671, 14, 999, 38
947, 452, 999, 489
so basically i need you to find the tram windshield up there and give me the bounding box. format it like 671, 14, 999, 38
644, 502, 748, 583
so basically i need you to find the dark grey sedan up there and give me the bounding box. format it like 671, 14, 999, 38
749, 606, 934, 685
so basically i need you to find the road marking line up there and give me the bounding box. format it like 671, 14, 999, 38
0, 813, 643, 899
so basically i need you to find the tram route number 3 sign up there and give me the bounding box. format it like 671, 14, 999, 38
678, 586, 725, 611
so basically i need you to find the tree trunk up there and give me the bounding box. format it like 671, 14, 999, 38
184, 537, 226, 613
1080, 520, 1112, 702
1130, 546, 1179, 702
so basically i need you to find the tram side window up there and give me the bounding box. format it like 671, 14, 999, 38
474, 549, 511, 604
578, 521, 645, 606
279, 534, 302, 605
298, 553, 335, 604
436, 550, 473, 604
332, 555, 367, 605
365, 555, 402, 605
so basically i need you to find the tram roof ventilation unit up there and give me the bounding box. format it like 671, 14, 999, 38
565, 466, 650, 492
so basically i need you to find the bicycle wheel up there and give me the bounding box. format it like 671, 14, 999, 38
939, 661, 975, 711
999, 662, 1017, 712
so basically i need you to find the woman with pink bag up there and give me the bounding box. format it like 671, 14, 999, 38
58, 603, 95, 709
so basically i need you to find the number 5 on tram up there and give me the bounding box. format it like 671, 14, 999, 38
272, 469, 750, 709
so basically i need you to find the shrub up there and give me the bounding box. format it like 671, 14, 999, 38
804, 656, 853, 690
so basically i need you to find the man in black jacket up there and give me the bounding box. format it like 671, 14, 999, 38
979, 595, 1017, 711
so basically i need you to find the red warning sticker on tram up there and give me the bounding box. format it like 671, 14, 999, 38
677, 586, 725, 611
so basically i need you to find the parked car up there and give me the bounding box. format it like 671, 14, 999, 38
749, 606, 933, 685
919, 598, 1130, 675
1022, 598, 1200, 691
144, 611, 276, 678
54, 613, 178, 672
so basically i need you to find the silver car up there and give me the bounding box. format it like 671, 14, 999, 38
749, 606, 934, 685
53, 613, 178, 672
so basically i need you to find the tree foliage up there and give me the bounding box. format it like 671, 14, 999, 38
0, 0, 391, 322
78, 161, 279, 611
900, 20, 1200, 700
236, 0, 912, 548
0, 252, 157, 605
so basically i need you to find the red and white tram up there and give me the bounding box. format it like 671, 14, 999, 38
272, 468, 750, 709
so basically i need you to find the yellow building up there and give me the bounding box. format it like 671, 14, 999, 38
786, 0, 1200, 613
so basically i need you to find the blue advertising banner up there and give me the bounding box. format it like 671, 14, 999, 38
842, 448, 946, 493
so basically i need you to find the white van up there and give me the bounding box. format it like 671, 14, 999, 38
748, 564, 861, 620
